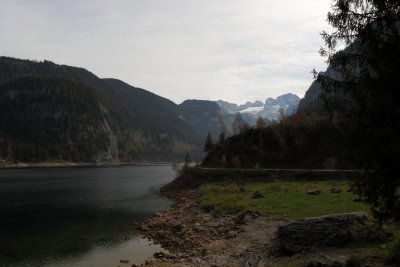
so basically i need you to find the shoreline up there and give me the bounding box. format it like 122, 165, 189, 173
136, 176, 393, 267
0, 161, 173, 170
137, 187, 285, 266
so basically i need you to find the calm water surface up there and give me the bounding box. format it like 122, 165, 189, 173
0, 165, 175, 266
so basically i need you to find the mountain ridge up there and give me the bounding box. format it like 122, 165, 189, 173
0, 56, 301, 163
0, 57, 202, 162
216, 93, 301, 123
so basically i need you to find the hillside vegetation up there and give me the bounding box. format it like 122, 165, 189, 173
0, 57, 203, 162
201, 113, 346, 169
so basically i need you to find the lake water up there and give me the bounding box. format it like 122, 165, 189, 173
0, 165, 176, 266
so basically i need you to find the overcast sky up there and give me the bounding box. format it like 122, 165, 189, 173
0, 0, 332, 104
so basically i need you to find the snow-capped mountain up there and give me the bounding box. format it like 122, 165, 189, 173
216, 93, 300, 123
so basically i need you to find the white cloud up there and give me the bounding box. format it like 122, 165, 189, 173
0, 0, 332, 104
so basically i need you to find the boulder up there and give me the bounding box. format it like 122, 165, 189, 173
193, 223, 207, 232
302, 260, 324, 267
307, 189, 320, 195
330, 188, 342, 193
275, 212, 389, 255
165, 219, 183, 230
226, 230, 237, 239
153, 251, 166, 259
206, 240, 228, 253
251, 191, 264, 199
234, 210, 260, 224
302, 261, 343, 267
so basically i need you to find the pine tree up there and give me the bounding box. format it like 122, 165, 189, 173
318, 0, 400, 221
232, 112, 249, 135
204, 133, 214, 153
218, 132, 225, 144
183, 153, 191, 169
256, 116, 267, 129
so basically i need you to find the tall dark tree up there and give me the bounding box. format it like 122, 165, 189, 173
218, 132, 226, 144
232, 112, 249, 135
318, 0, 400, 221
256, 116, 267, 129
204, 133, 214, 153
183, 153, 191, 169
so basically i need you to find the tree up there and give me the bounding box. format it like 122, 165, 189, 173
204, 133, 214, 153
256, 116, 267, 129
278, 108, 286, 121
318, 0, 400, 221
232, 112, 249, 135
218, 132, 225, 144
183, 153, 191, 169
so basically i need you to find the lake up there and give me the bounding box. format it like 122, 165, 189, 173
0, 165, 176, 266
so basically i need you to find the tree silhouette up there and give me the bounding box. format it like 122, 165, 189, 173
318, 0, 400, 221
203, 133, 214, 153
218, 132, 225, 144
232, 112, 249, 135
256, 116, 267, 129
183, 153, 191, 169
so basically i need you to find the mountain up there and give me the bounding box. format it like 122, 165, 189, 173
215, 100, 239, 114
296, 80, 322, 113
0, 57, 202, 162
259, 93, 300, 121
0, 57, 304, 163
177, 100, 228, 140
216, 93, 300, 124
238, 100, 264, 110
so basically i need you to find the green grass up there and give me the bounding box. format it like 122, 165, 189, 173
199, 181, 371, 220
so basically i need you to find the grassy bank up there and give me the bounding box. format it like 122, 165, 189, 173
199, 181, 370, 220
162, 167, 361, 192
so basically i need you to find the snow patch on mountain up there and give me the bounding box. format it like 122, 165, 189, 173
239, 106, 264, 114
216, 93, 300, 124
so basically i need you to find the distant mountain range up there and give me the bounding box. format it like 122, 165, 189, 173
216, 93, 300, 125
0, 56, 301, 163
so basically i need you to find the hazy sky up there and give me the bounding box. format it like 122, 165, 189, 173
0, 0, 332, 104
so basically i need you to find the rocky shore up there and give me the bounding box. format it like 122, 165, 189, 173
137, 190, 284, 266
134, 186, 393, 267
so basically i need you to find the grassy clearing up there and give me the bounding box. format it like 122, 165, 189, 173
199, 180, 370, 220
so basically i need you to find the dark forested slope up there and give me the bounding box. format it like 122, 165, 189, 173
0, 57, 202, 162
178, 100, 227, 140
201, 113, 345, 169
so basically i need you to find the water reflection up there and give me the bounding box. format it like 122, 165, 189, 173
0, 165, 174, 266
48, 236, 164, 267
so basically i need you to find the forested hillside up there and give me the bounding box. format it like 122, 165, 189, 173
0, 57, 202, 162
201, 113, 346, 169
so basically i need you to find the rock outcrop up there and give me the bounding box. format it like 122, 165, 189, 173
275, 212, 391, 255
